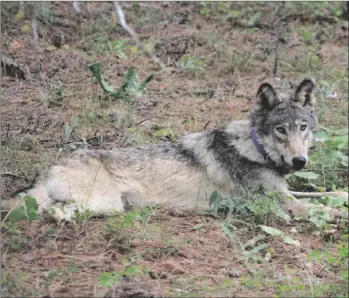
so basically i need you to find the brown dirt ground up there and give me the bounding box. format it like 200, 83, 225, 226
1, 2, 348, 297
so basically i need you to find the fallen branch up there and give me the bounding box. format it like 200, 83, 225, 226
273, 2, 285, 76
1, 172, 29, 182
290, 191, 348, 199
112, 1, 166, 69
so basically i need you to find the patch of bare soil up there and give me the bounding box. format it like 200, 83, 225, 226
1, 2, 348, 297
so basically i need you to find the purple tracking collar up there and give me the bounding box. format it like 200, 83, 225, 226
250, 127, 268, 159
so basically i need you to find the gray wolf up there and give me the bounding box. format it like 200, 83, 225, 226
2, 78, 347, 222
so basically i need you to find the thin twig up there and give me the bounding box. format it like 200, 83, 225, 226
112, 1, 166, 69
31, 18, 39, 42
136, 118, 154, 125
204, 121, 211, 130
73, 1, 81, 13
273, 2, 285, 76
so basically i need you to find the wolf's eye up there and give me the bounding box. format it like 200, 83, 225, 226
300, 124, 307, 131
277, 127, 286, 134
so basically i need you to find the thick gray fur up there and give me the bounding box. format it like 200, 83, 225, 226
3, 78, 347, 222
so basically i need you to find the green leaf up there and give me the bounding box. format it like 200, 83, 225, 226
269, 203, 292, 222
260, 225, 300, 246
227, 10, 241, 19
302, 31, 313, 41
248, 12, 262, 26
89, 63, 116, 95
140, 74, 154, 89
24, 195, 38, 211
325, 135, 348, 149
308, 250, 322, 261
114, 66, 153, 100
8, 206, 27, 223
260, 225, 284, 237
220, 223, 233, 239
24, 195, 40, 221
243, 234, 266, 248
243, 243, 270, 258
152, 128, 174, 138
209, 191, 223, 211
313, 131, 329, 142
309, 217, 327, 228
7, 195, 40, 223
283, 236, 300, 246
327, 195, 348, 208
98, 272, 114, 286
336, 128, 349, 136
126, 265, 143, 276
309, 207, 330, 219
339, 270, 348, 281
293, 171, 319, 180
335, 151, 348, 162
338, 246, 348, 258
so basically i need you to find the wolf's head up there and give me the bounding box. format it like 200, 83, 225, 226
248, 78, 317, 172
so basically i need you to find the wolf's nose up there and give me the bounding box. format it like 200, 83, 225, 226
292, 156, 307, 170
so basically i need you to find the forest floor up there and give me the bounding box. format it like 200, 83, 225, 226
1, 2, 348, 297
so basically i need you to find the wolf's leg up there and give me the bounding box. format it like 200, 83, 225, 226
281, 194, 347, 222
47, 188, 125, 222
43, 164, 125, 222
41, 189, 125, 223
259, 174, 347, 222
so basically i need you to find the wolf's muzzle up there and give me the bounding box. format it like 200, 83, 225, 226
292, 156, 307, 170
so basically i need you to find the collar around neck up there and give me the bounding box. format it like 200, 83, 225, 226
250, 127, 269, 159
250, 127, 290, 176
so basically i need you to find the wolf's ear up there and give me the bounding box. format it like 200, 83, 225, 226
293, 78, 315, 107
256, 83, 281, 110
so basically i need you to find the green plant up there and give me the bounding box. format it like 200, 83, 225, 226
260, 225, 300, 246
5, 193, 40, 224
104, 207, 153, 237
298, 28, 313, 43
107, 39, 129, 59
282, 47, 323, 73
306, 234, 349, 297
37, 4, 59, 25
2, 224, 26, 252
89, 63, 154, 100
94, 37, 129, 59
72, 208, 96, 223
151, 127, 178, 141
208, 189, 292, 223
63, 117, 79, 142
115, 66, 154, 100
246, 191, 292, 222
176, 55, 204, 71
199, 2, 211, 16
98, 259, 149, 287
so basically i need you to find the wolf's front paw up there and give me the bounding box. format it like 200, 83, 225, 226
48, 204, 79, 223
324, 207, 348, 223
